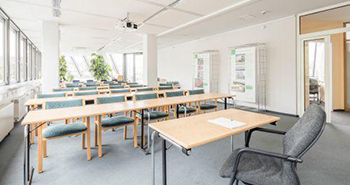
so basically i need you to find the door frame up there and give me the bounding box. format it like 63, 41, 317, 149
297, 35, 332, 123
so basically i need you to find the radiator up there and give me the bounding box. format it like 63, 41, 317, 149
0, 102, 14, 143
14, 92, 33, 122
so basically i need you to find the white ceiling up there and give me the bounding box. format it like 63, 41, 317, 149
0, 0, 347, 54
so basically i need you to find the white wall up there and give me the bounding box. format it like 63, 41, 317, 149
158, 16, 297, 115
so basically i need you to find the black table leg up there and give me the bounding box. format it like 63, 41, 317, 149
24, 125, 34, 185
176, 104, 179, 118
224, 98, 227, 109
162, 139, 167, 185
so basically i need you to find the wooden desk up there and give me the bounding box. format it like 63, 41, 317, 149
149, 109, 280, 185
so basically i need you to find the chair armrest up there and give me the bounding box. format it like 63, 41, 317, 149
231, 147, 303, 176
245, 127, 286, 147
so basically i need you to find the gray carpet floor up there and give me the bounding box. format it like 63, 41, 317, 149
0, 107, 350, 185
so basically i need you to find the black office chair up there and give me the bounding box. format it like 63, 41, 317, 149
220, 105, 326, 185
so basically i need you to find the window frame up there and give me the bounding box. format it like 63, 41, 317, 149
0, 16, 5, 86
9, 23, 19, 84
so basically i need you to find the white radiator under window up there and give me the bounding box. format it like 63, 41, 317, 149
14, 92, 33, 122
0, 102, 14, 143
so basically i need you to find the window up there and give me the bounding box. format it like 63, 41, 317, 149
27, 43, 31, 80
31, 46, 36, 79
66, 56, 81, 79
110, 53, 124, 77
135, 54, 143, 84
9, 27, 18, 83
73, 56, 91, 79
126, 54, 134, 82
308, 41, 325, 82
20, 36, 26, 82
0, 18, 4, 85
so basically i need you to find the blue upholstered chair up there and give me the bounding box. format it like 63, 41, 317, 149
130, 84, 143, 88
109, 85, 124, 89
188, 89, 218, 113
53, 88, 74, 92
65, 83, 80, 88
220, 105, 326, 185
38, 99, 91, 173
158, 86, 173, 90
127, 82, 138, 85
134, 93, 170, 150
103, 81, 115, 85
79, 87, 97, 91
165, 91, 196, 118
94, 96, 136, 157
36, 93, 66, 99
86, 82, 99, 87
111, 89, 130, 94
136, 87, 154, 92
72, 80, 80, 83
86, 80, 94, 83
74, 91, 99, 96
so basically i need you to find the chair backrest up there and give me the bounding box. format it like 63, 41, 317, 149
188, 89, 204, 95
103, 81, 115, 85
136, 87, 153, 92
159, 83, 172, 87
74, 91, 99, 96
159, 86, 173, 90
96, 96, 126, 105
109, 85, 124, 89
66, 83, 80, 88
37, 93, 66, 99
165, 91, 184, 97
79, 87, 97, 91
283, 105, 326, 158
53, 88, 74, 92
130, 84, 143, 88
111, 89, 130, 94
72, 80, 80, 83
86, 80, 94, 83
86, 83, 98, 87
127, 82, 138, 85
45, 99, 83, 110
134, 93, 158, 101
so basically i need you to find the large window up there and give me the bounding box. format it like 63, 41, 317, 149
31, 46, 36, 79
27, 43, 31, 80
9, 27, 18, 83
126, 54, 134, 82
109, 54, 124, 78
135, 54, 143, 84
72, 56, 91, 79
0, 18, 4, 85
20, 36, 26, 82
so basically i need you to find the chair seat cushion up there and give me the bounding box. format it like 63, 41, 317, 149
178, 107, 196, 114
101, 116, 134, 127
200, 104, 217, 110
219, 148, 296, 185
43, 123, 87, 138
138, 111, 169, 120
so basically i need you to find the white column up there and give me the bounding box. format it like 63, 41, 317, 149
41, 21, 59, 93
143, 34, 158, 86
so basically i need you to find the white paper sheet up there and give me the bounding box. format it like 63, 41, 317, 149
208, 117, 246, 129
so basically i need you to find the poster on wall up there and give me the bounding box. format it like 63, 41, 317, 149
229, 46, 256, 103
194, 53, 210, 92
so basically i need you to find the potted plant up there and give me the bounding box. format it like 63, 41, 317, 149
89, 53, 111, 81
59, 55, 68, 82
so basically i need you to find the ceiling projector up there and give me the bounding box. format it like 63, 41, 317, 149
115, 13, 138, 31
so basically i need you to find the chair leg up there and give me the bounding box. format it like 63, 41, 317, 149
86, 117, 91, 161
30, 124, 35, 144
82, 133, 86, 149
147, 124, 150, 151
123, 126, 127, 140
43, 124, 47, 158
38, 125, 43, 174
98, 117, 103, 158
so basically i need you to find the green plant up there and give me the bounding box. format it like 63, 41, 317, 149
59, 55, 68, 81
89, 53, 111, 81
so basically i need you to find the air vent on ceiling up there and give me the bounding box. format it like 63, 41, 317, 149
238, 14, 255, 21
73, 47, 88, 51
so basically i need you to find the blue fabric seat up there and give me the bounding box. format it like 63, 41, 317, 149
43, 123, 87, 139
159, 86, 173, 90
139, 111, 169, 120
79, 87, 97, 91
200, 104, 217, 110
75, 91, 98, 96
86, 83, 98, 87
130, 84, 143, 88
134, 93, 158, 100
165, 91, 184, 97
109, 85, 124, 89
178, 107, 196, 114
111, 89, 130, 94
37, 93, 65, 99
188, 89, 205, 95
97, 96, 125, 104
66, 83, 80, 88
101, 116, 134, 128
53, 88, 74, 92
45, 99, 83, 109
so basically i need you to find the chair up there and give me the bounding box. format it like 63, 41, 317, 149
165, 91, 196, 118
109, 85, 124, 89
158, 86, 173, 90
95, 96, 136, 157
79, 87, 97, 91
130, 84, 143, 88
188, 89, 217, 113
86, 82, 99, 87
127, 82, 138, 85
111, 89, 131, 94
86, 80, 94, 83
36, 93, 66, 99
219, 105, 326, 185
134, 93, 170, 150
103, 81, 115, 85
72, 80, 80, 83
136, 87, 153, 92
74, 91, 99, 96
38, 99, 91, 173
309, 78, 320, 103
53, 88, 74, 92
65, 83, 80, 88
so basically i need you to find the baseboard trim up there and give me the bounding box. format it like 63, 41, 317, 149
266, 110, 299, 117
